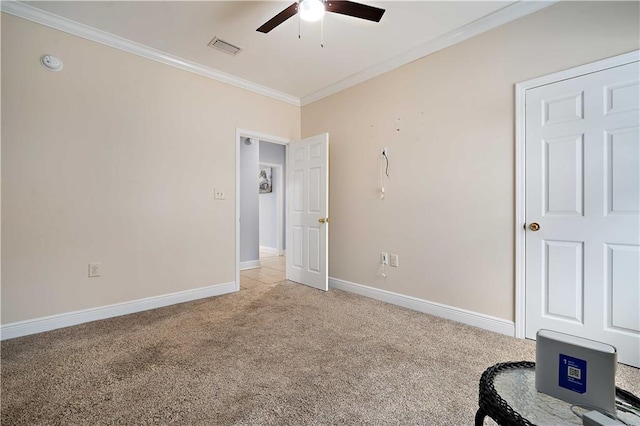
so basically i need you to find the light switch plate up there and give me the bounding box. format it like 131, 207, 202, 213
390, 254, 399, 267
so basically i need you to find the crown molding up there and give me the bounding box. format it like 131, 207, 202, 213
300, 0, 560, 106
2, 0, 559, 108
0, 1, 302, 107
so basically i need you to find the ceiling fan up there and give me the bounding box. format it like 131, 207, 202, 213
257, 0, 386, 33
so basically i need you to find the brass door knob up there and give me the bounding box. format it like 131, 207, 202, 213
529, 223, 540, 232
318, 217, 329, 224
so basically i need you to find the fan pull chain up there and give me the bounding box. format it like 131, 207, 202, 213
320, 16, 324, 47
298, 11, 301, 39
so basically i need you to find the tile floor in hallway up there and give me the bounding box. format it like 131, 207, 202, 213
240, 251, 286, 290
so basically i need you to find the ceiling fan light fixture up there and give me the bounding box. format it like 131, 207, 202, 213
299, 0, 325, 22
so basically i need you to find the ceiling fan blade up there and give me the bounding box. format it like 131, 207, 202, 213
325, 1, 385, 22
256, 2, 299, 33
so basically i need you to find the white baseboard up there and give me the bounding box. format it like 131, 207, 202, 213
329, 277, 515, 337
259, 246, 279, 254
240, 260, 261, 270
0, 281, 236, 341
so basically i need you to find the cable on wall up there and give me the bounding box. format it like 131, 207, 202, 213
380, 148, 389, 199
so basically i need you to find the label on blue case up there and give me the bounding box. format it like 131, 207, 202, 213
559, 354, 587, 394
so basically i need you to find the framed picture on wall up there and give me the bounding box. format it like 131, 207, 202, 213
259, 167, 272, 193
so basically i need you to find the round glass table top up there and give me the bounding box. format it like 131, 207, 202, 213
492, 366, 639, 425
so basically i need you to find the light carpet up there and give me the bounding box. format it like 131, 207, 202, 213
2, 281, 639, 425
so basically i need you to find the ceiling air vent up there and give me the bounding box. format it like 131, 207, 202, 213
208, 37, 243, 56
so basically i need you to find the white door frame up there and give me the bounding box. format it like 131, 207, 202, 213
514, 50, 640, 338
258, 161, 284, 256
235, 128, 290, 291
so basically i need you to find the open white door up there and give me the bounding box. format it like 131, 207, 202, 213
286, 133, 329, 291
524, 61, 639, 367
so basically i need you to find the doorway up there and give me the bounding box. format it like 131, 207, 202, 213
236, 129, 289, 291
240, 157, 286, 290
235, 130, 330, 293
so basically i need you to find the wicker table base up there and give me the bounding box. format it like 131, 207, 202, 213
476, 361, 536, 426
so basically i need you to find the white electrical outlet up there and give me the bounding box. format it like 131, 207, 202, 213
390, 254, 399, 267
88, 262, 101, 278
381, 147, 388, 157
214, 188, 225, 200
381, 252, 388, 265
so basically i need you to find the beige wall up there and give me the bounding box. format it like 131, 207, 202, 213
2, 2, 638, 327
302, 2, 640, 321
1, 14, 300, 324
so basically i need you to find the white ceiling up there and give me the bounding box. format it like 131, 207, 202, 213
15, 1, 550, 104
